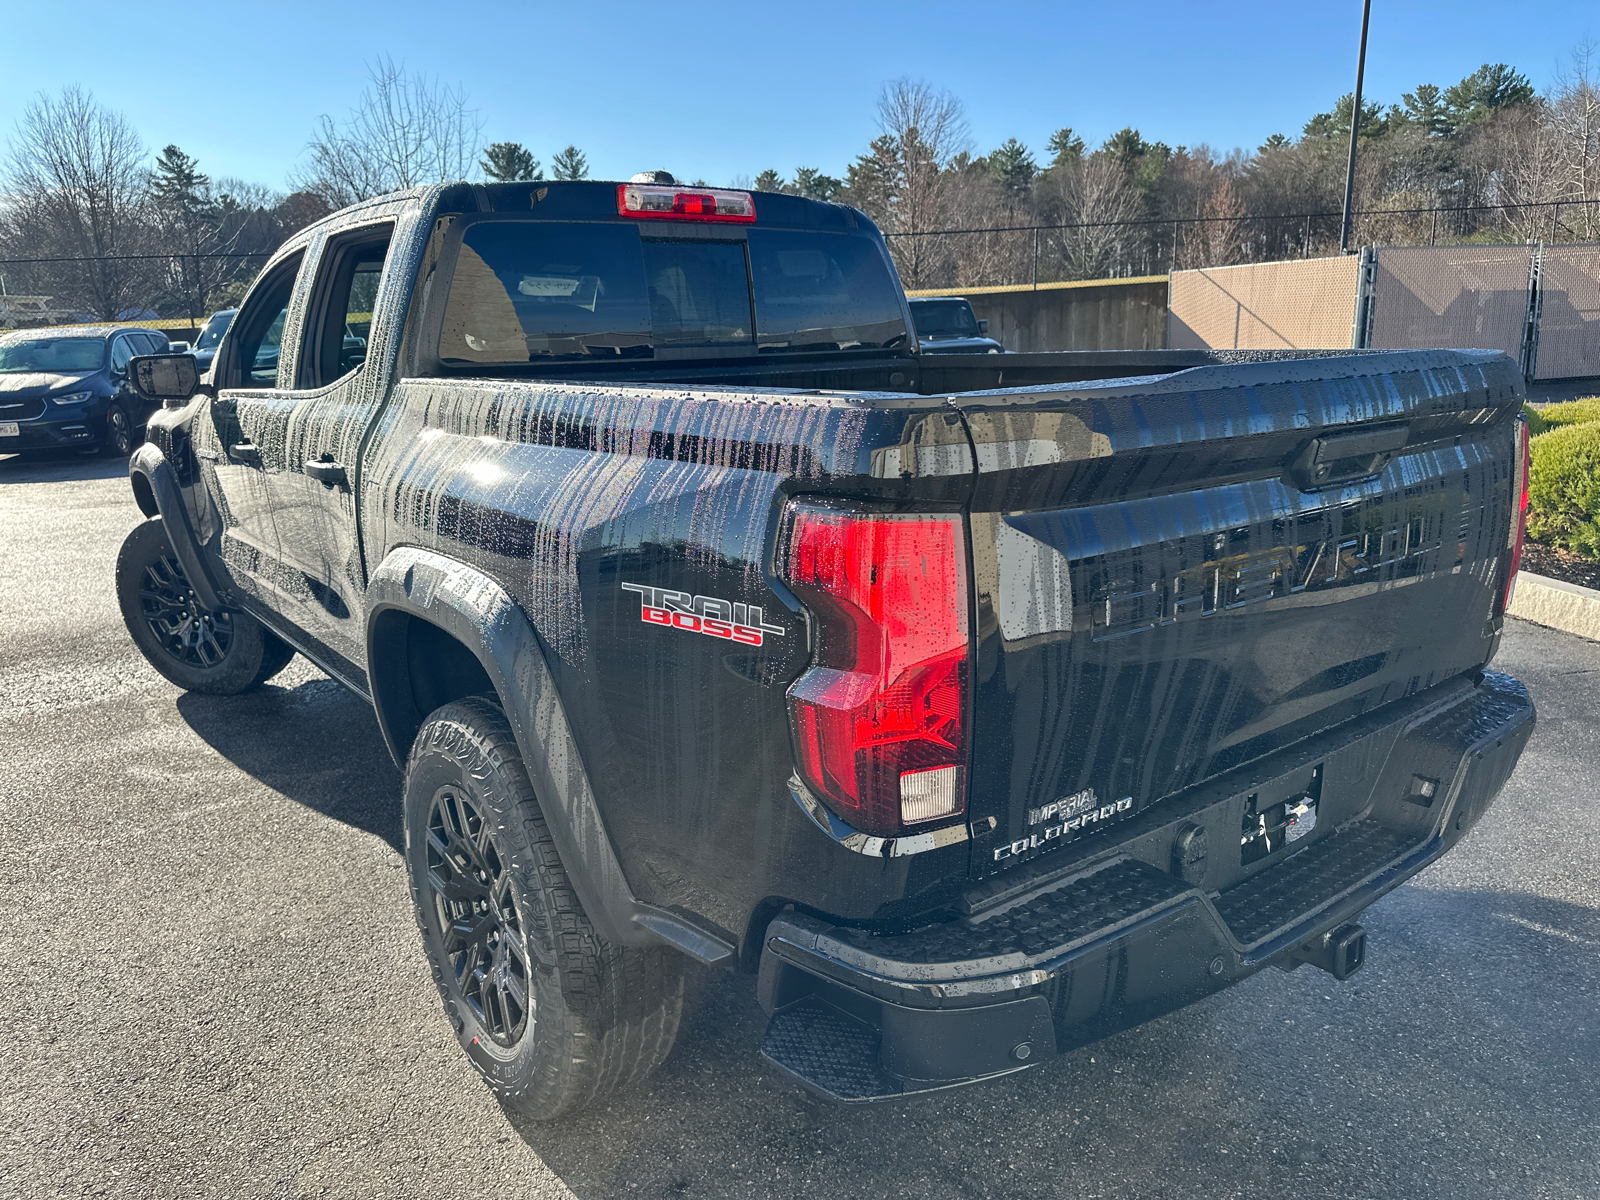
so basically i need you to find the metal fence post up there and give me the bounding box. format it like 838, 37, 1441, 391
1032, 226, 1039, 290
1520, 241, 1544, 383
1350, 246, 1377, 349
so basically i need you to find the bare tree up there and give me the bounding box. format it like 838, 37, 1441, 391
1041, 154, 1146, 279
1549, 41, 1600, 237
295, 56, 484, 208
2, 86, 153, 319
868, 78, 970, 288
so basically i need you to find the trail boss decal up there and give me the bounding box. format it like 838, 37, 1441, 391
993, 788, 1135, 862
621, 584, 787, 647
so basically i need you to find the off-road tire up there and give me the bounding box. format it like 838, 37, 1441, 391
404, 696, 683, 1120
256, 629, 297, 683
116, 518, 286, 693
100, 403, 134, 457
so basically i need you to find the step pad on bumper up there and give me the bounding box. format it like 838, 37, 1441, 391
762, 997, 897, 1101
829, 858, 1189, 967
1215, 819, 1412, 946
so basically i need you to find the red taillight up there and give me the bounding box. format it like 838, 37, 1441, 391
617, 183, 757, 223
1501, 414, 1531, 614
780, 502, 970, 837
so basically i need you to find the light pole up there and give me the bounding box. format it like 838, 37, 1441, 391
1339, 0, 1372, 254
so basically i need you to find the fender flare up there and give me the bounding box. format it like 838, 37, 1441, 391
128, 443, 229, 613
365, 546, 733, 964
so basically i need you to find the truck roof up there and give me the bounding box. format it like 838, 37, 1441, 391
298, 180, 871, 240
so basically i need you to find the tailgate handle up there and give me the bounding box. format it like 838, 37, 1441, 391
1285, 424, 1409, 491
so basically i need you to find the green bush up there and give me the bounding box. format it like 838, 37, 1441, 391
1533, 396, 1600, 430
1523, 402, 1550, 435
1527, 421, 1600, 558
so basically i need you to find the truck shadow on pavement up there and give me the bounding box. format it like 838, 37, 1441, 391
174, 669, 403, 853
0, 450, 131, 484
497, 883, 1600, 1200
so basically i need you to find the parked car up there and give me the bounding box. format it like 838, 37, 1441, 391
118, 180, 1534, 1120
0, 325, 171, 456
191, 309, 235, 374
907, 295, 1004, 353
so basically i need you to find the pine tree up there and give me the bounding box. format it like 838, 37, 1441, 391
1444, 64, 1535, 127
753, 168, 785, 193
792, 167, 841, 201
151, 145, 216, 220
481, 142, 542, 182
1400, 84, 1453, 136
550, 145, 589, 181
1046, 127, 1085, 167
987, 137, 1038, 195
1302, 95, 1390, 141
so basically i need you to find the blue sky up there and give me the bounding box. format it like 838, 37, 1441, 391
0, 0, 1591, 191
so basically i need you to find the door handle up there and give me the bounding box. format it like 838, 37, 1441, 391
304, 456, 349, 490
228, 441, 261, 464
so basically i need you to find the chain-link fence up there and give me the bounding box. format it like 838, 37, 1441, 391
1366, 244, 1535, 362
883, 200, 1600, 294
1168, 257, 1361, 350
1536, 242, 1600, 380
1169, 238, 1600, 381
0, 251, 274, 329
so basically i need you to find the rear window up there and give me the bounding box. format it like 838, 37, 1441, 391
437, 221, 906, 366
748, 230, 905, 353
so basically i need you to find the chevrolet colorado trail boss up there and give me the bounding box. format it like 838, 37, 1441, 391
116, 179, 1535, 1117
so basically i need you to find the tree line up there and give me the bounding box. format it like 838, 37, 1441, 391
4, 48, 1597, 319
0, 58, 595, 323
756, 48, 1600, 289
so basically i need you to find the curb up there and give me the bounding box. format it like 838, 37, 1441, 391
1507, 571, 1600, 642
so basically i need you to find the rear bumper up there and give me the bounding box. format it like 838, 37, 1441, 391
757, 670, 1534, 1102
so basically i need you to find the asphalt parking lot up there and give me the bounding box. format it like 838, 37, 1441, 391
3, 449, 1597, 1200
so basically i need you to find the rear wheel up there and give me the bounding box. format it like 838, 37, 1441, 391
404, 696, 682, 1119
116, 518, 292, 693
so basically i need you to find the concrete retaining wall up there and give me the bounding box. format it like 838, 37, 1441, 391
906, 277, 1168, 353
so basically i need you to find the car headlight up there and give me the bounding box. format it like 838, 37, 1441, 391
50, 390, 96, 406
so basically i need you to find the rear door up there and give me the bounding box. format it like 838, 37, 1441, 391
955, 351, 1522, 877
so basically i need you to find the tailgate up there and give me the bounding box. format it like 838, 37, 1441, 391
956, 349, 1524, 877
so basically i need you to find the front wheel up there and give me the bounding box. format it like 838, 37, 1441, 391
100, 403, 134, 457
116, 518, 293, 694
404, 696, 683, 1120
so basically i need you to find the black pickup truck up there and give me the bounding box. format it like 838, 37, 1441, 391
116, 179, 1535, 1117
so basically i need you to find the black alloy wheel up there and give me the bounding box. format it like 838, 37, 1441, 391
116, 519, 293, 694
424, 784, 533, 1047
403, 696, 682, 1118
138, 548, 236, 670
102, 403, 133, 456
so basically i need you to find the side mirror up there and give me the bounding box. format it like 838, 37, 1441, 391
977, 319, 989, 335
130, 353, 199, 403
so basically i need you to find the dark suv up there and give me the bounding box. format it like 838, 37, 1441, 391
0, 325, 170, 456
906, 296, 1004, 353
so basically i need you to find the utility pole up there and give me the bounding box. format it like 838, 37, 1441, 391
1339, 0, 1372, 254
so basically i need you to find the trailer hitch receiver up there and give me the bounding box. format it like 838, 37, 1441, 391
1287, 923, 1367, 981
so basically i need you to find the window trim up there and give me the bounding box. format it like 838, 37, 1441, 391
217, 251, 305, 391
297, 221, 396, 391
